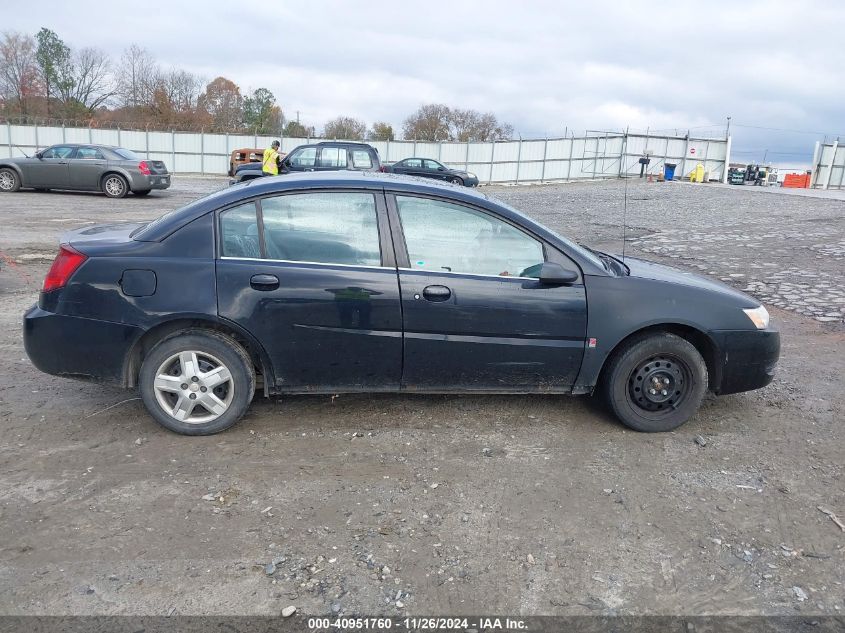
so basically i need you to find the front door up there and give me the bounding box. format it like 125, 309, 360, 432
215, 189, 402, 390
27, 146, 73, 188
389, 194, 587, 390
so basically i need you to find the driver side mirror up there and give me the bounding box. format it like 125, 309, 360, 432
35, 151, 43, 160
437, 166, 445, 171
538, 262, 578, 285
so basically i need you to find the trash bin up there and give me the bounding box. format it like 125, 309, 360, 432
664, 163, 677, 181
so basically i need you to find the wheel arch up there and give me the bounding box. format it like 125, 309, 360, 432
100, 169, 132, 191
123, 316, 276, 394
0, 163, 25, 184
596, 323, 721, 393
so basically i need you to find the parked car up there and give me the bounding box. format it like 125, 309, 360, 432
0, 144, 170, 198
24, 172, 778, 436
385, 157, 479, 186
230, 141, 380, 184
227, 148, 268, 176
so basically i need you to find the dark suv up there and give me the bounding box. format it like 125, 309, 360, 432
230, 141, 381, 184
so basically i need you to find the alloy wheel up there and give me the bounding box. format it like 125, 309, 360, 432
104, 176, 126, 197
0, 171, 15, 191
153, 350, 235, 424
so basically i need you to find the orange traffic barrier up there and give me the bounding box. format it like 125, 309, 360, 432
783, 173, 811, 188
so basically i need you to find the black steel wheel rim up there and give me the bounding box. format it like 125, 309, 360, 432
627, 354, 690, 415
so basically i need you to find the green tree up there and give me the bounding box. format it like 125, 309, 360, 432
243, 87, 282, 134
369, 121, 394, 141
283, 120, 314, 138
35, 28, 72, 117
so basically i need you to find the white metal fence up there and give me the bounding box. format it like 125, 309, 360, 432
0, 122, 731, 184
811, 140, 844, 189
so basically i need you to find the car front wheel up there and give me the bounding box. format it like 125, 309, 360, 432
603, 332, 707, 432
139, 330, 255, 435
0, 168, 20, 192
102, 174, 129, 198
450, 176, 463, 186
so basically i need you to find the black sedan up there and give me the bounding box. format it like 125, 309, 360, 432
385, 157, 479, 186
24, 172, 778, 435
0, 144, 170, 198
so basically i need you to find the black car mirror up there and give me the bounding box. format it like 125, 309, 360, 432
35, 151, 43, 160
438, 166, 445, 171
538, 262, 578, 285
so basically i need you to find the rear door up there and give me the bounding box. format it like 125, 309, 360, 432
389, 193, 587, 391
68, 146, 107, 190
215, 189, 403, 390
27, 146, 73, 188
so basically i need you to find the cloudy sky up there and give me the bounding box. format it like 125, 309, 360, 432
7, 0, 844, 166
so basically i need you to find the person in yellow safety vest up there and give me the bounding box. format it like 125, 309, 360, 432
262, 140, 282, 176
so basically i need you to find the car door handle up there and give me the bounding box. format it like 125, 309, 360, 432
250, 274, 280, 291
422, 285, 451, 302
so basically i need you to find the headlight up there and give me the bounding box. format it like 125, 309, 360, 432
742, 305, 770, 329
468, 172, 477, 179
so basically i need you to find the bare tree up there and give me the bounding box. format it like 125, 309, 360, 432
402, 104, 451, 141
0, 31, 40, 117
55, 47, 113, 115
323, 116, 366, 140
115, 44, 157, 109
155, 68, 203, 113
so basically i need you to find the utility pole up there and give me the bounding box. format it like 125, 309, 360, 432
726, 116, 731, 138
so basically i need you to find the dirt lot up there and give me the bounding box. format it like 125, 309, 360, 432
0, 178, 843, 617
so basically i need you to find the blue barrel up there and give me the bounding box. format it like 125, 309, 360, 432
664, 163, 677, 180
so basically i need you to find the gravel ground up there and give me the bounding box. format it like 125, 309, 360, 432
0, 177, 843, 617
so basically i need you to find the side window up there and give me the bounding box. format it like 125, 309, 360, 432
41, 146, 74, 159
219, 202, 260, 258
351, 150, 372, 169
396, 196, 544, 278
423, 159, 442, 170
290, 147, 317, 167
261, 192, 381, 266
75, 147, 104, 160
404, 158, 422, 168
318, 147, 347, 168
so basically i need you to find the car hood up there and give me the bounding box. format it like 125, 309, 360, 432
622, 256, 760, 307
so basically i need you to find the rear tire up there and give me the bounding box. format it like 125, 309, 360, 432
603, 332, 707, 432
0, 168, 20, 192
133, 190, 151, 196
139, 330, 255, 435
102, 173, 128, 198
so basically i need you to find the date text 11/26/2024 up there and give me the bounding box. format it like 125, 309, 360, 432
307, 617, 527, 630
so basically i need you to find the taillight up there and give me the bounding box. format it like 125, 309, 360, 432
43, 245, 87, 293
138, 161, 151, 175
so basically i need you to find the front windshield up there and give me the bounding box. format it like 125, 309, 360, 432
489, 196, 606, 270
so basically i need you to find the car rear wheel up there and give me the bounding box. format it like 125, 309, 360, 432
450, 176, 463, 186
133, 190, 151, 196
102, 174, 128, 198
139, 330, 255, 435
0, 168, 20, 192
603, 332, 707, 432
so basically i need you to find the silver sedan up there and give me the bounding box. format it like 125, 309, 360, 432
0, 144, 171, 198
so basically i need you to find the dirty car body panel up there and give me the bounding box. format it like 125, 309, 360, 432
23, 172, 778, 423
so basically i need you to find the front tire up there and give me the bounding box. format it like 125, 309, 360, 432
0, 168, 20, 192
450, 176, 463, 186
102, 173, 129, 198
603, 332, 707, 432
139, 330, 255, 435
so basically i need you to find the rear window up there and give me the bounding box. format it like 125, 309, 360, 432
114, 148, 140, 160
352, 150, 373, 169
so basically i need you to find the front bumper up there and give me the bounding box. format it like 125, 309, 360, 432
23, 304, 143, 384
464, 176, 480, 187
711, 328, 780, 395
